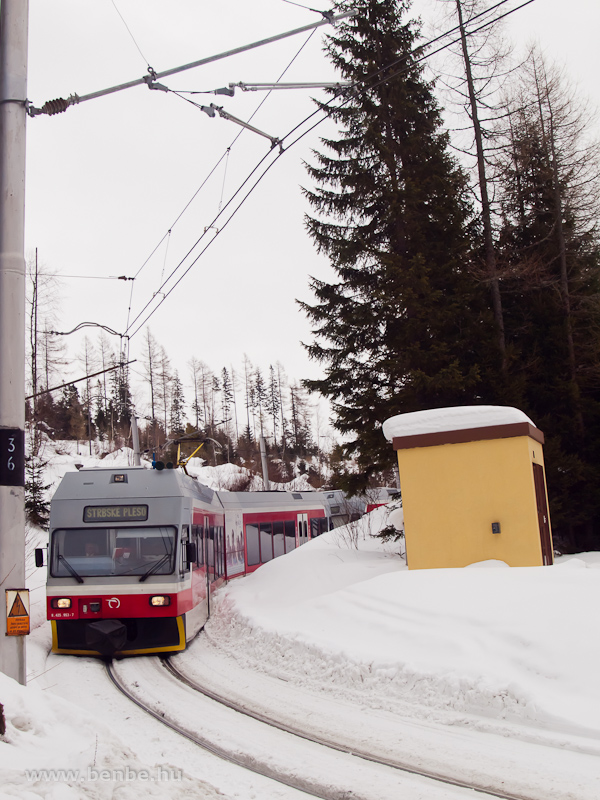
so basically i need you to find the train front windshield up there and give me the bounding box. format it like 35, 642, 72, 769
50, 526, 177, 579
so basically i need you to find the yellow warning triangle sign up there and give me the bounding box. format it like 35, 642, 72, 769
9, 593, 28, 617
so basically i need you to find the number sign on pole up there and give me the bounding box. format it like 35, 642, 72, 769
0, 429, 25, 487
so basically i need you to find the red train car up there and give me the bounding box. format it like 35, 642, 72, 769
36, 466, 331, 657
219, 491, 330, 576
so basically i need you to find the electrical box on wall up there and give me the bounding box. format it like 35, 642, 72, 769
491, 522, 501, 534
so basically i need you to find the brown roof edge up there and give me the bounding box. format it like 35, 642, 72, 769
391, 422, 545, 451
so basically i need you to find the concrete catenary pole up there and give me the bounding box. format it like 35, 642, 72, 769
259, 434, 270, 491
0, 0, 29, 684
131, 415, 141, 467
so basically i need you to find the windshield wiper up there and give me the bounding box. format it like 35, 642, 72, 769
139, 553, 170, 583
58, 554, 84, 584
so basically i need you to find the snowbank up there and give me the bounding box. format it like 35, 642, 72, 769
209, 509, 600, 735
186, 458, 314, 492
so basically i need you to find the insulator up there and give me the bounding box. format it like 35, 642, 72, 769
41, 97, 70, 116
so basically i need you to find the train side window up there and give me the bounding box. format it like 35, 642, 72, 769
220, 526, 225, 576
284, 520, 296, 552
180, 525, 190, 573
215, 525, 224, 578
207, 526, 215, 570
259, 522, 273, 563
199, 525, 205, 566
246, 524, 260, 566
273, 521, 285, 558
212, 526, 217, 573
192, 525, 204, 567
298, 518, 308, 546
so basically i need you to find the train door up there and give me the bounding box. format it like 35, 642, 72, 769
214, 523, 225, 579
187, 515, 209, 640
181, 524, 191, 578
225, 510, 245, 577
204, 516, 211, 615
533, 464, 553, 565
297, 513, 308, 546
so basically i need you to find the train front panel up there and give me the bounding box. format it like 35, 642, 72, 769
43, 467, 221, 656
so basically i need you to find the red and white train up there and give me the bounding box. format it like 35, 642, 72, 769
36, 463, 331, 657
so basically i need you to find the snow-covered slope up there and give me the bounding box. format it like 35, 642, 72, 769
207, 508, 600, 736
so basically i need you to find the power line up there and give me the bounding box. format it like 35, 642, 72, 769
123, 149, 231, 335
53, 0, 537, 347
42, 274, 134, 281
125, 0, 536, 339
279, 0, 329, 16
126, 144, 278, 337
26, 360, 136, 400
111, 0, 151, 69
124, 28, 318, 335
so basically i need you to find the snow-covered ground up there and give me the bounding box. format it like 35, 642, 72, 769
2, 444, 600, 798
207, 513, 600, 735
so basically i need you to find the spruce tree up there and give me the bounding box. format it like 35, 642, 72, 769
25, 427, 51, 528
266, 365, 281, 445
169, 372, 186, 436
56, 385, 86, 440
301, 0, 495, 489
221, 367, 233, 433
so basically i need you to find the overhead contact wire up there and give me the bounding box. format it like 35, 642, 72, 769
125, 29, 316, 333
126, 0, 537, 339
126, 145, 278, 337
123, 149, 231, 332
111, 0, 152, 69
280, 0, 327, 15
128, 148, 284, 339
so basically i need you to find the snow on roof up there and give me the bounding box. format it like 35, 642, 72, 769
382, 405, 535, 442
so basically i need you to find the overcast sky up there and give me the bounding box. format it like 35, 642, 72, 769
24, 0, 600, 416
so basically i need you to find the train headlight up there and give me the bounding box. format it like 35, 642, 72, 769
150, 595, 171, 607
51, 598, 72, 609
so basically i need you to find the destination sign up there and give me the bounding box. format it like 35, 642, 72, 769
83, 504, 148, 523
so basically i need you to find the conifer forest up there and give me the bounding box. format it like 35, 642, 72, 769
26, 0, 600, 553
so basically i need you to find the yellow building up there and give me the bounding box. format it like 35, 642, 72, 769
382, 406, 553, 569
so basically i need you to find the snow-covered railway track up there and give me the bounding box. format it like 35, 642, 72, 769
105, 658, 323, 799
107, 655, 545, 800
162, 656, 550, 800
172, 633, 600, 800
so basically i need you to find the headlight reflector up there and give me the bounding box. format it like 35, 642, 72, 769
51, 598, 72, 609
150, 595, 171, 607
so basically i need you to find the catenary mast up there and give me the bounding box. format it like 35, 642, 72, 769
0, 0, 29, 683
